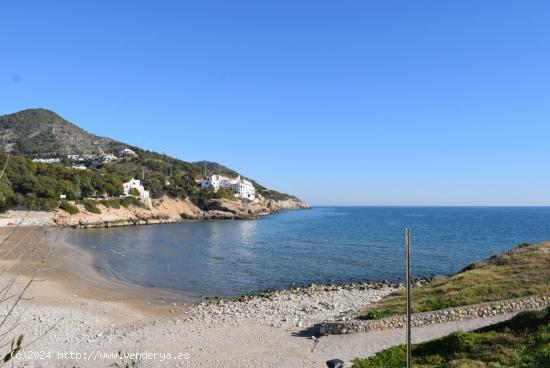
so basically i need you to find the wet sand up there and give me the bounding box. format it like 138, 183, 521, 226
0, 227, 187, 325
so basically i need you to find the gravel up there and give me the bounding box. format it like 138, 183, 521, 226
187, 282, 401, 329
8, 282, 400, 367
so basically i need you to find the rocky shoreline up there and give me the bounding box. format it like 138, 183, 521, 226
186, 282, 402, 330
0, 197, 310, 228
185, 278, 437, 329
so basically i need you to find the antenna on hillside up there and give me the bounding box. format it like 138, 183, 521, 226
142, 168, 145, 181
218, 163, 221, 175
405, 228, 412, 368
169, 163, 172, 177
204, 161, 207, 177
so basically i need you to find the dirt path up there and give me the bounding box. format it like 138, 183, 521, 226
313, 313, 517, 363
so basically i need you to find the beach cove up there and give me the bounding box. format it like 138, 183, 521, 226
0, 226, 400, 367
3, 205, 550, 366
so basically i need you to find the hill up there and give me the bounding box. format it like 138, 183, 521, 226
0, 108, 125, 157
0, 108, 302, 205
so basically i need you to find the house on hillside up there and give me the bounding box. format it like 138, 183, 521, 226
201, 175, 256, 200
201, 175, 231, 191
119, 148, 137, 157
122, 178, 152, 208
32, 158, 60, 164
101, 154, 118, 163
229, 176, 256, 200
122, 178, 150, 200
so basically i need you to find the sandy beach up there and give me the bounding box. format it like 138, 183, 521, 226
0, 225, 533, 368
0, 226, 398, 367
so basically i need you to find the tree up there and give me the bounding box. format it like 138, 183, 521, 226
0, 178, 14, 212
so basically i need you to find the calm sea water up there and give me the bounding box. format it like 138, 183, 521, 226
68, 207, 550, 298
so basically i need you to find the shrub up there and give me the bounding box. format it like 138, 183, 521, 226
59, 200, 79, 214
119, 197, 132, 207
129, 187, 140, 197
38, 198, 59, 211
101, 199, 121, 209
120, 197, 144, 208
83, 200, 101, 214
517, 242, 533, 248
360, 309, 392, 320
193, 188, 214, 210
214, 187, 237, 201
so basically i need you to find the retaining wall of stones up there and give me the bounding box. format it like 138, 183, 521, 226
320, 293, 550, 335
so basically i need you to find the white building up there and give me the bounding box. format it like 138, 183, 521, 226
120, 148, 137, 157
122, 178, 150, 200
101, 154, 118, 162
200, 175, 230, 191
201, 175, 255, 200
229, 177, 256, 200
32, 158, 60, 164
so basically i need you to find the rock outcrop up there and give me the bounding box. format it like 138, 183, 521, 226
51, 196, 310, 228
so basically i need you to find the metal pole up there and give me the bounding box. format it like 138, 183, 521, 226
406, 228, 412, 368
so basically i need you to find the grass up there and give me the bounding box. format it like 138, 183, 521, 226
59, 200, 79, 214
352, 307, 550, 368
83, 200, 101, 214
360, 242, 550, 319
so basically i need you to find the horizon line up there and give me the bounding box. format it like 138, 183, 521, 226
308, 204, 550, 208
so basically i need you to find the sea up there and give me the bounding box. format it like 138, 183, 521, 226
67, 206, 550, 298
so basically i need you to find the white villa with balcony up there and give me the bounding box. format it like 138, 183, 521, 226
122, 178, 150, 200
201, 175, 256, 200
122, 178, 152, 208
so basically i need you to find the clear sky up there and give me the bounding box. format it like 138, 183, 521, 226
1, 1, 549, 206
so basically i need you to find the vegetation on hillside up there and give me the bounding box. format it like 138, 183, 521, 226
353, 307, 550, 368
0, 153, 201, 211
0, 108, 303, 212
0, 108, 125, 157
191, 186, 238, 210
0, 154, 123, 211
360, 242, 550, 319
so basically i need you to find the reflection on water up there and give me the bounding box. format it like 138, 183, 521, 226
69, 207, 550, 297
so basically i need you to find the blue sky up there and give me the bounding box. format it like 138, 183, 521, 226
1, 1, 549, 205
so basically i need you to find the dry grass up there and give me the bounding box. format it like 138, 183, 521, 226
360, 242, 550, 318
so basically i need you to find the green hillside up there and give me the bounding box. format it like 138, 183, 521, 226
0, 109, 301, 211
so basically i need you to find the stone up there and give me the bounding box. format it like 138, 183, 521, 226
326, 359, 345, 368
